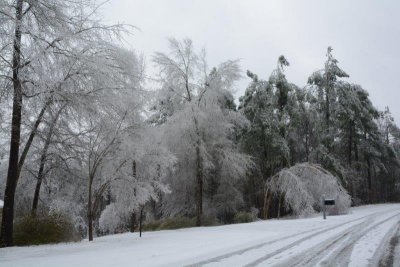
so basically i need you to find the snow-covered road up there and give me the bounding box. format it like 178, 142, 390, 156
1, 204, 399, 267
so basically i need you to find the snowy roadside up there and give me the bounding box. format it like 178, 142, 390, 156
0, 204, 399, 267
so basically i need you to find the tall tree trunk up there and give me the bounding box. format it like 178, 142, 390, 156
346, 121, 353, 205
325, 86, 331, 152
151, 164, 162, 220
194, 116, 203, 227
367, 157, 372, 203
324, 75, 336, 154
348, 120, 353, 166
386, 126, 389, 145
251, 175, 258, 209
277, 195, 282, 219
139, 206, 144, 237
326, 91, 330, 131
305, 133, 309, 162
88, 176, 94, 241
263, 187, 270, 219
354, 139, 359, 163
195, 142, 203, 226
278, 106, 289, 167
0, 0, 24, 247
130, 211, 136, 233
31, 161, 46, 217
17, 100, 50, 179
31, 108, 62, 216
130, 160, 137, 232
106, 188, 111, 205
353, 136, 359, 196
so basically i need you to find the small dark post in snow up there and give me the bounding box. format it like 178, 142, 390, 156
323, 195, 326, 220
139, 206, 144, 237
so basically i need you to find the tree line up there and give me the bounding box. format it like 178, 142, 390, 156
1, 0, 399, 247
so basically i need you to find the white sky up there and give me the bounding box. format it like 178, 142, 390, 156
101, 0, 400, 123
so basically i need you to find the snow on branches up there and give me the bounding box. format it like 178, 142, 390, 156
266, 163, 351, 217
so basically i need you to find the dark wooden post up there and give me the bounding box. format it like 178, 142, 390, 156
139, 206, 144, 237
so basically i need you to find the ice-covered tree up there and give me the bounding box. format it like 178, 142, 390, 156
0, 0, 128, 246
308, 47, 349, 152
152, 38, 252, 225
99, 128, 174, 234
239, 56, 298, 217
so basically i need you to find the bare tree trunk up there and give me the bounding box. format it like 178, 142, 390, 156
88, 177, 94, 241
31, 163, 45, 217
0, 0, 24, 247
31, 108, 62, 216
305, 134, 309, 162
130, 160, 137, 233
139, 206, 144, 237
150, 198, 157, 220
130, 211, 136, 233
277, 195, 282, 219
354, 139, 359, 163
106, 188, 111, 205
386, 125, 389, 145
326, 89, 330, 131
17, 100, 50, 179
195, 143, 203, 226
325, 84, 332, 152
265, 192, 272, 219
263, 187, 270, 219
367, 157, 372, 203
193, 115, 203, 227
151, 165, 162, 220
348, 120, 353, 166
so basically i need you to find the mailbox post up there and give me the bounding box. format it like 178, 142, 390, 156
322, 195, 335, 220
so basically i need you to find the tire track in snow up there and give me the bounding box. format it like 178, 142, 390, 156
243, 213, 380, 267
185, 207, 396, 267
374, 222, 400, 267
319, 212, 400, 267
385, 224, 400, 267
251, 210, 400, 267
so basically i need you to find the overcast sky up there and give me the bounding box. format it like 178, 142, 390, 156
102, 0, 400, 123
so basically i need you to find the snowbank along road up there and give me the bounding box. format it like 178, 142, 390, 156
0, 204, 399, 267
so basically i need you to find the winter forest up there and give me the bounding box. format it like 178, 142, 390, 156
1, 0, 400, 249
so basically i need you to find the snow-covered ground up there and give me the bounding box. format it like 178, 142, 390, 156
1, 204, 400, 267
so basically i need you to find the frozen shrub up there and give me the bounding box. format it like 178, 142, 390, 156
99, 204, 130, 234
158, 217, 195, 230
143, 220, 163, 231
143, 215, 218, 231
233, 211, 256, 223
13, 213, 80, 246
49, 199, 86, 236
266, 163, 351, 216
